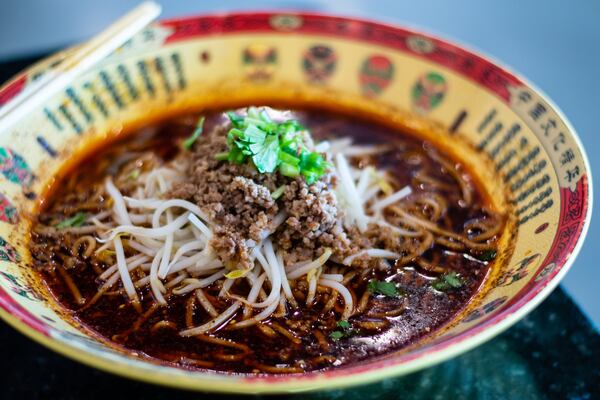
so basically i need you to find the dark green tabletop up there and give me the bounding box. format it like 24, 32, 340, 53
0, 56, 598, 400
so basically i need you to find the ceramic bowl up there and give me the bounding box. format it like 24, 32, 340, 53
0, 12, 591, 394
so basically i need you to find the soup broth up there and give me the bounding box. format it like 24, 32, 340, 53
31, 108, 502, 373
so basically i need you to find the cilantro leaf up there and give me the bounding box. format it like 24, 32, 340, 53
432, 272, 466, 292
252, 134, 280, 173
226, 111, 245, 128
182, 117, 205, 150
367, 280, 401, 297
243, 124, 267, 144
217, 108, 329, 184
56, 212, 87, 229
337, 320, 351, 330
330, 320, 356, 341
330, 331, 344, 341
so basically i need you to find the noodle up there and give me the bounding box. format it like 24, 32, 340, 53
313, 329, 330, 352
71, 236, 96, 258
185, 294, 196, 328
195, 289, 218, 317
151, 320, 177, 332
180, 301, 241, 336
356, 288, 370, 314
342, 249, 400, 266
370, 186, 412, 212
256, 323, 278, 338
428, 150, 473, 206
271, 322, 302, 345
31, 106, 502, 374
55, 266, 85, 306
113, 236, 140, 310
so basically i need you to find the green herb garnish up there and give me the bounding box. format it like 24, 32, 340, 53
127, 169, 140, 181
337, 320, 351, 330
55, 212, 87, 229
330, 331, 344, 341
182, 116, 205, 150
215, 151, 229, 161
218, 108, 329, 184
431, 272, 466, 292
367, 279, 402, 297
330, 320, 356, 341
271, 185, 286, 200
478, 249, 497, 262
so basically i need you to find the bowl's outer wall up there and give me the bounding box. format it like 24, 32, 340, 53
0, 12, 590, 393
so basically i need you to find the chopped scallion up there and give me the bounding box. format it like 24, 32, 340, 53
56, 212, 87, 229
217, 108, 329, 183
271, 185, 286, 200
182, 117, 205, 150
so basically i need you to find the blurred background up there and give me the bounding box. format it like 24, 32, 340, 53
0, 0, 598, 327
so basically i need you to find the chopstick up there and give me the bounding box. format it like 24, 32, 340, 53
0, 1, 162, 133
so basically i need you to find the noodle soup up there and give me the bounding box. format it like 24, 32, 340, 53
31, 107, 502, 373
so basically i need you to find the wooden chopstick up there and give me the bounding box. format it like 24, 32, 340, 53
0, 1, 162, 133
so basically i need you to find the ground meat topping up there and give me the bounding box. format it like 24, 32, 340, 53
170, 125, 357, 268
277, 176, 352, 264
168, 122, 422, 270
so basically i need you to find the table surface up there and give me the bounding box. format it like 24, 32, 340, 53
0, 52, 598, 400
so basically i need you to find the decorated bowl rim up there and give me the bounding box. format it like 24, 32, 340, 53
0, 10, 592, 394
